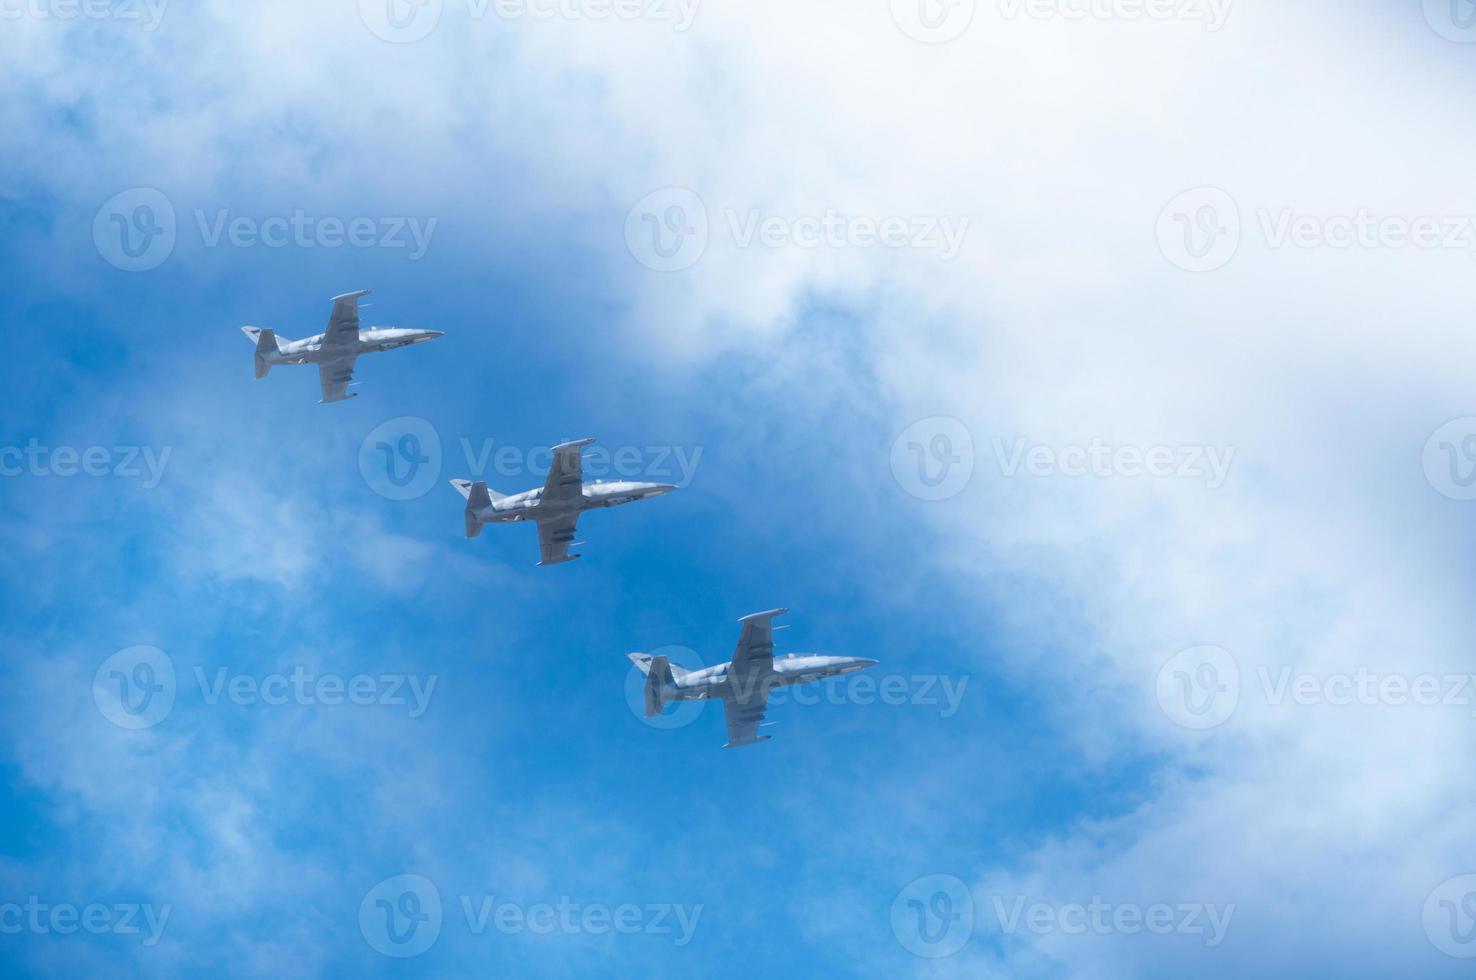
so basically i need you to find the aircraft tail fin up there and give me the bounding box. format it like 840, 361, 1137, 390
627, 652, 688, 717
450, 479, 504, 538
241, 326, 281, 379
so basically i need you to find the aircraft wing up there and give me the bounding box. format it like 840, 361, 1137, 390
541, 438, 595, 506
536, 512, 581, 566
721, 685, 773, 748
324, 289, 370, 346
317, 356, 358, 403
730, 608, 786, 673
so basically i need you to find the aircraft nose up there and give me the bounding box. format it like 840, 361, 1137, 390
854, 658, 879, 669
426, 329, 445, 338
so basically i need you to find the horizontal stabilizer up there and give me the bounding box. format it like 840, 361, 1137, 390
723, 735, 773, 749
739, 608, 789, 624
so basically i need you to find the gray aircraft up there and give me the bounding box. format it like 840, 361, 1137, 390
450, 438, 676, 566
629, 608, 879, 748
241, 290, 442, 403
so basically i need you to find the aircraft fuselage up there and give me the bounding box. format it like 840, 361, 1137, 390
262, 327, 443, 366
665, 654, 879, 703
470, 480, 677, 525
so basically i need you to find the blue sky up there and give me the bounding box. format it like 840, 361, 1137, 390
4, 2, 1476, 978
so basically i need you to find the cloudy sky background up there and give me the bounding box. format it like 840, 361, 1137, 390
3, 0, 1476, 976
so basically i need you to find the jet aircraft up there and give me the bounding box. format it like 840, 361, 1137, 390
241, 290, 442, 403
450, 438, 676, 565
629, 608, 878, 748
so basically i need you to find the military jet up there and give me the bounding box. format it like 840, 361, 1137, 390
629, 608, 879, 748
450, 438, 676, 566
241, 290, 442, 403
